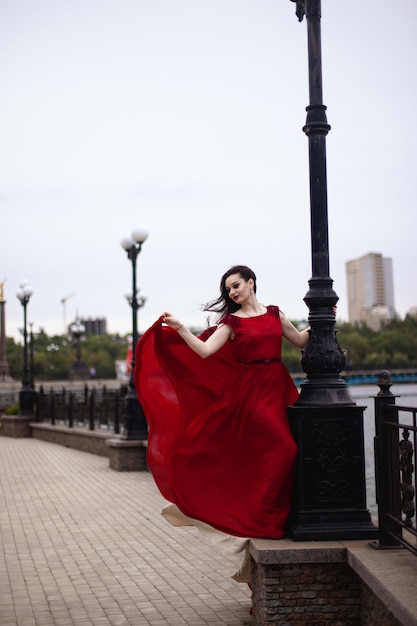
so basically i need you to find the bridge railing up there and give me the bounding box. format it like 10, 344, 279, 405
373, 371, 417, 555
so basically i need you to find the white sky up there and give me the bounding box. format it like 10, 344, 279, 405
1, 0, 416, 341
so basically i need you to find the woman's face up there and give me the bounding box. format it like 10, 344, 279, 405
225, 273, 253, 305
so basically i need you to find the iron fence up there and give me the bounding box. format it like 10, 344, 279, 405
374, 371, 417, 555
36, 384, 128, 434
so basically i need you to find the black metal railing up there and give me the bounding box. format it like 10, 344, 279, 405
36, 384, 128, 434
373, 370, 417, 555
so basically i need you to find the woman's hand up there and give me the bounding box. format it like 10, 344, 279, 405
162, 312, 232, 358
162, 312, 183, 331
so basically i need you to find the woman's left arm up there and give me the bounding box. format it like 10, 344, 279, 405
280, 312, 310, 349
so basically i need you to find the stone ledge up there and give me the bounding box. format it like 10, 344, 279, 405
250, 537, 346, 564
106, 437, 148, 472
250, 537, 417, 625
29, 423, 149, 472
32, 422, 113, 436
347, 541, 417, 626
106, 437, 147, 449
31, 422, 116, 457
2, 414, 32, 437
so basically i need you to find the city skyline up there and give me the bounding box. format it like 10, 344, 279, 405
5, 247, 414, 343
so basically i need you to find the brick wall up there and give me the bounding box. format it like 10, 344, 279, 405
360, 581, 402, 626
250, 543, 411, 626
251, 560, 361, 625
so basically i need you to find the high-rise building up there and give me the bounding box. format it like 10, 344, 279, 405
82, 318, 107, 336
345, 252, 395, 329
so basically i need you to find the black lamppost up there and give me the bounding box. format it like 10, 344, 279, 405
126, 290, 147, 313
69, 318, 88, 380
29, 322, 36, 390
70, 319, 85, 360
288, 0, 377, 540
120, 226, 149, 440
46, 343, 59, 372
16, 280, 36, 416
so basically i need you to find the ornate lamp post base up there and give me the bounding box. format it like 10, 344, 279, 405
122, 388, 148, 440
68, 359, 89, 381
19, 388, 37, 417
289, 404, 377, 540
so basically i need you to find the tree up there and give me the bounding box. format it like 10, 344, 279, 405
6, 316, 417, 381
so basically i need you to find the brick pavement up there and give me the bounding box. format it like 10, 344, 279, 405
0, 438, 252, 626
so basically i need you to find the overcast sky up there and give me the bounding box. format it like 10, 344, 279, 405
1, 0, 416, 342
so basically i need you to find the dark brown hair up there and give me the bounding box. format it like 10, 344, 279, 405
203, 265, 257, 321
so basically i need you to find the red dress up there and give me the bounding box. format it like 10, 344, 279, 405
134, 305, 299, 539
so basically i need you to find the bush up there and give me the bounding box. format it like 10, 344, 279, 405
4, 404, 19, 415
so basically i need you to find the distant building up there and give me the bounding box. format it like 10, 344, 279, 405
346, 252, 395, 330
77, 318, 107, 336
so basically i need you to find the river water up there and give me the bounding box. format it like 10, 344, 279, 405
349, 382, 417, 518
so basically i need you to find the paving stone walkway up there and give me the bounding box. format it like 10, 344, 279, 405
0, 437, 252, 626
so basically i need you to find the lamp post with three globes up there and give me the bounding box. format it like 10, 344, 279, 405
16, 280, 36, 416
120, 226, 149, 440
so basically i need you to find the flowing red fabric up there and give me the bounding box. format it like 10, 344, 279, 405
134, 305, 299, 539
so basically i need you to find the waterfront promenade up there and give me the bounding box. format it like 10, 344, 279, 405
0, 437, 251, 626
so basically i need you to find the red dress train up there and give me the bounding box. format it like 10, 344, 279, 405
134, 305, 298, 539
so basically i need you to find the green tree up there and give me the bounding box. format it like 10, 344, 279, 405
7, 332, 128, 381
6, 316, 417, 381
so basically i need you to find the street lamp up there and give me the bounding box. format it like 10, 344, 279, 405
288, 0, 377, 540
120, 226, 149, 440
69, 318, 88, 380
70, 319, 86, 360
125, 290, 147, 311
16, 280, 36, 416
46, 343, 59, 371
29, 322, 36, 390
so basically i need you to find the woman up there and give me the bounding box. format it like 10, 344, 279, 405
134, 265, 309, 541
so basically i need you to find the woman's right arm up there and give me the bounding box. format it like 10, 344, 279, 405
162, 312, 232, 358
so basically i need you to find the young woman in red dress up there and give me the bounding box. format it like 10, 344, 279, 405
134, 265, 310, 545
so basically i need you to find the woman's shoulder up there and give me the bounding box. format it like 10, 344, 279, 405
221, 313, 241, 327
266, 305, 280, 318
